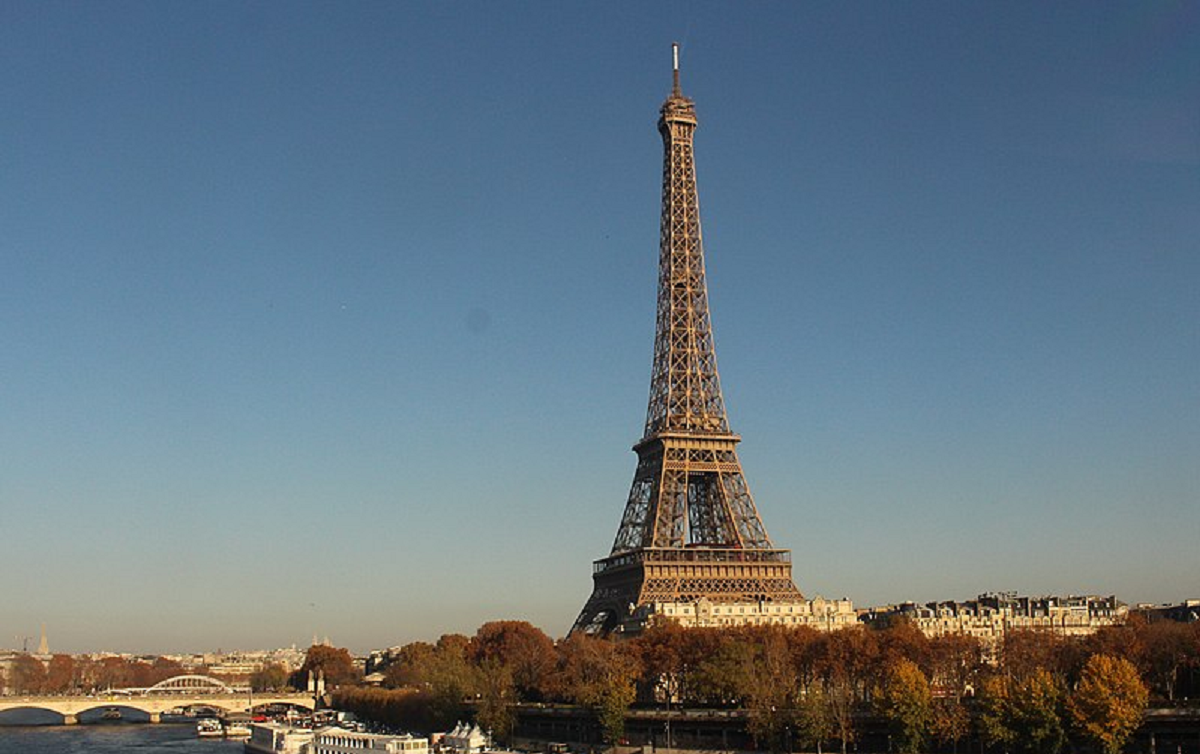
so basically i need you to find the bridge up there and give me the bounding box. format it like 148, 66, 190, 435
0, 675, 313, 725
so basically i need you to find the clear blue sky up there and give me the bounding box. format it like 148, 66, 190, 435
2, 2, 1196, 655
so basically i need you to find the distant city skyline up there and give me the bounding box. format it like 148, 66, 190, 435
2, 3, 1197, 655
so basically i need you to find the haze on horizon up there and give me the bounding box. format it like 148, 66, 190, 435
2, 3, 1196, 656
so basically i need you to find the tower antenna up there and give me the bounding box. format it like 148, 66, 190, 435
671, 42, 681, 96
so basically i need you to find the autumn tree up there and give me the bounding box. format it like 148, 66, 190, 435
1139, 620, 1198, 702
811, 627, 875, 754
1068, 654, 1149, 754
470, 621, 555, 701
930, 696, 971, 753
926, 633, 980, 753
44, 654, 75, 694
633, 621, 690, 705
148, 656, 185, 685
872, 619, 932, 673
293, 644, 360, 689
554, 633, 640, 744
874, 658, 932, 754
8, 654, 47, 694
737, 627, 798, 752
1003, 629, 1070, 683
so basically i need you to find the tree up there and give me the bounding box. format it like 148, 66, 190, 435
739, 627, 798, 752
424, 635, 481, 729
633, 620, 689, 705
470, 621, 555, 702
693, 631, 755, 706
874, 658, 932, 754
927, 633, 982, 700
1139, 620, 1197, 702
873, 619, 932, 673
251, 663, 290, 692
382, 642, 438, 689
980, 667, 1067, 754
811, 627, 875, 754
926, 633, 979, 753
930, 697, 970, 752
554, 633, 640, 744
1010, 668, 1067, 754
977, 674, 1016, 751
793, 685, 835, 754
475, 659, 516, 744
8, 654, 46, 694
1068, 654, 1149, 754
293, 644, 360, 691
148, 656, 185, 686
44, 654, 75, 694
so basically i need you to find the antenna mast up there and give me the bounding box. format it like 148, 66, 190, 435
672, 42, 681, 96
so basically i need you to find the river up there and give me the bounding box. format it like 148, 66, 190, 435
0, 724, 243, 754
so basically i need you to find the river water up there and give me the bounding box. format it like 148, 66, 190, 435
0, 724, 243, 754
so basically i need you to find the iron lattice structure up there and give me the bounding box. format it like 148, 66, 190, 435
573, 47, 802, 635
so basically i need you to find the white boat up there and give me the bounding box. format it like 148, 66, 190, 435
226, 722, 253, 738
197, 718, 224, 737
245, 722, 316, 754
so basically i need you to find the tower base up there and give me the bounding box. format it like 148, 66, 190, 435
572, 546, 804, 635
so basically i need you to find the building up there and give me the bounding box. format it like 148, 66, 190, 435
315, 727, 429, 754
572, 45, 849, 637
642, 596, 857, 630
863, 592, 1127, 651
1135, 599, 1200, 624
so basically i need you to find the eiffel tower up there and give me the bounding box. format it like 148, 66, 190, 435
573, 46, 803, 635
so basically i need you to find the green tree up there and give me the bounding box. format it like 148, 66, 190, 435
874, 658, 932, 754
475, 658, 516, 744
1068, 654, 1149, 754
251, 663, 290, 692
977, 674, 1016, 751
382, 642, 438, 689
693, 631, 755, 705
793, 685, 835, 754
1011, 668, 1067, 754
425, 635, 481, 729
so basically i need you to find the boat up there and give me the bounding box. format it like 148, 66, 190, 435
99, 707, 123, 722
197, 718, 224, 737
244, 721, 315, 754
225, 722, 253, 738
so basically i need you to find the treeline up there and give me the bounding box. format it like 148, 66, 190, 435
1, 654, 188, 694
324, 616, 1199, 754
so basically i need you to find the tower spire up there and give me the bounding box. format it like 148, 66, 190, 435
672, 42, 681, 97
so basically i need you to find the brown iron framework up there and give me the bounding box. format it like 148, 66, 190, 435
573, 46, 802, 635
